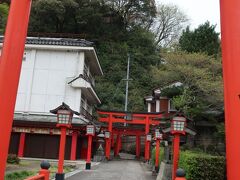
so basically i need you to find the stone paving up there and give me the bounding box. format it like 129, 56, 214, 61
67, 160, 155, 180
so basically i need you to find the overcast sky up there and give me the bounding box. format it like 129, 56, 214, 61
157, 0, 221, 32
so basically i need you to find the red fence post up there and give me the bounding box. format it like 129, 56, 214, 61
0, 0, 32, 177
220, 0, 240, 179
25, 160, 50, 180
174, 168, 186, 180
39, 169, 50, 180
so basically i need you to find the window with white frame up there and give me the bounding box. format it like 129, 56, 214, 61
168, 99, 176, 112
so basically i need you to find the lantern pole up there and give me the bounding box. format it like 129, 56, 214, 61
0, 0, 32, 176
220, 0, 240, 179
155, 129, 162, 173
172, 134, 180, 180
57, 127, 67, 175
170, 115, 186, 180
86, 125, 95, 170
50, 103, 77, 180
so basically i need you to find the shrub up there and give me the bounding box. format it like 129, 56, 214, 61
5, 171, 34, 180
151, 147, 164, 166
178, 151, 225, 180
7, 154, 20, 164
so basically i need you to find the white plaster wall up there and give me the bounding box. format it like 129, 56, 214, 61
15, 49, 85, 114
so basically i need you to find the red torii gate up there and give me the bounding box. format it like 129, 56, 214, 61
111, 128, 145, 158
1, 0, 240, 179
97, 109, 164, 161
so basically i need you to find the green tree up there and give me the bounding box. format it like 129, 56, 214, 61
96, 27, 161, 111
102, 0, 156, 28
150, 51, 223, 119
179, 21, 220, 56
29, 0, 66, 33
0, 3, 9, 34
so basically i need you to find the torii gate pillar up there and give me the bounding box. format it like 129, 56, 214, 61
144, 116, 150, 161
220, 0, 240, 179
0, 0, 32, 177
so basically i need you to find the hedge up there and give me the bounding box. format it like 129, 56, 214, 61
178, 151, 225, 180
151, 147, 164, 166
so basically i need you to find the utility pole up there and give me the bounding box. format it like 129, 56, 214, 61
123, 54, 132, 112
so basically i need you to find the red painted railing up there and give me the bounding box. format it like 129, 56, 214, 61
25, 161, 50, 180
26, 174, 44, 180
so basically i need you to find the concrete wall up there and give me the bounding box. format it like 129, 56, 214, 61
15, 49, 85, 114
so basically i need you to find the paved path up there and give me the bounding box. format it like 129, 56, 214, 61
67, 160, 155, 180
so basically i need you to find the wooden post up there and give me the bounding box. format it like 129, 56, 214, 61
220, 0, 240, 179
0, 0, 32, 176
18, 132, 26, 157
136, 135, 141, 158
70, 131, 78, 160
114, 134, 121, 156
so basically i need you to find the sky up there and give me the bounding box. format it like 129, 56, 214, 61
157, 0, 221, 32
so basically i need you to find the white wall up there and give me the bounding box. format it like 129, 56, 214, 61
15, 49, 85, 114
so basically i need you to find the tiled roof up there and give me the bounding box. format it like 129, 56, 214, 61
0, 36, 94, 47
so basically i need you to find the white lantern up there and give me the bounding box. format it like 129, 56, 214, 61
171, 116, 186, 133
155, 129, 162, 140
86, 125, 95, 135
146, 134, 152, 141
105, 131, 110, 139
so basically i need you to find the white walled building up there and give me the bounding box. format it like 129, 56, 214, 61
14, 37, 102, 121
0, 37, 103, 160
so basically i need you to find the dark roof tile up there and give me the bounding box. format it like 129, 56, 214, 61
0, 36, 94, 47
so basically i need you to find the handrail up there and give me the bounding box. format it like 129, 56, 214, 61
25, 174, 45, 180
25, 161, 50, 180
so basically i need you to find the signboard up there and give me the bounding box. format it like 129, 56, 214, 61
12, 127, 72, 135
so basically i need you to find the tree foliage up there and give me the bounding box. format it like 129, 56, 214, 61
150, 52, 223, 119
96, 27, 161, 111
0, 3, 9, 34
102, 0, 156, 28
179, 21, 220, 56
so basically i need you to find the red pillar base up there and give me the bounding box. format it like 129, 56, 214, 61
85, 162, 91, 170
55, 173, 65, 180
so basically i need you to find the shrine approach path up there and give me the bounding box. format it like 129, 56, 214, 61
66, 160, 155, 180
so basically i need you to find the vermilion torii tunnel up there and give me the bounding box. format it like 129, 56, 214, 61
97, 109, 164, 161
0, 0, 240, 179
